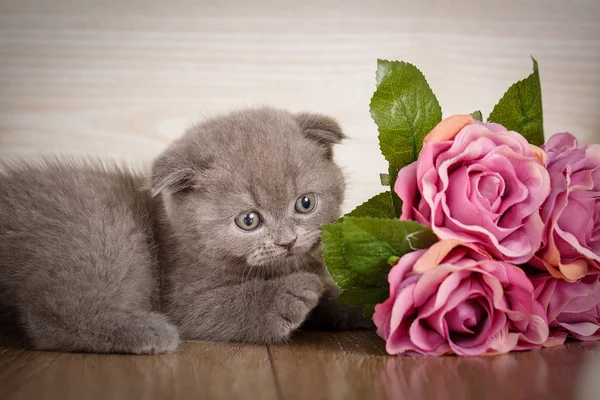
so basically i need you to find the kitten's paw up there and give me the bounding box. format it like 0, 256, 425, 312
268, 272, 324, 341
124, 312, 180, 355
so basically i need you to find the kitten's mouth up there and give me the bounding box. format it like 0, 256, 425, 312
281, 248, 307, 263
284, 237, 321, 259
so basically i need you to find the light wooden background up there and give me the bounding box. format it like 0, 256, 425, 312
0, 0, 599, 212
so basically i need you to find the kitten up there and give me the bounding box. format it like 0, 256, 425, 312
0, 107, 367, 354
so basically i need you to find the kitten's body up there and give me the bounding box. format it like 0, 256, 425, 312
0, 161, 174, 352
0, 108, 365, 354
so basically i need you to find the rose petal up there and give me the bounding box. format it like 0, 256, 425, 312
424, 114, 474, 144
485, 325, 520, 354
395, 161, 419, 221
529, 145, 547, 166
445, 298, 486, 334
413, 239, 467, 273
542, 132, 579, 153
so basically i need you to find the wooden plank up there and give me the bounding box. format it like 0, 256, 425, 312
0, 341, 278, 400
269, 330, 600, 400
268, 331, 389, 400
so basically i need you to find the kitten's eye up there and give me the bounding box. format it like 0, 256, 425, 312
235, 211, 261, 231
295, 193, 316, 214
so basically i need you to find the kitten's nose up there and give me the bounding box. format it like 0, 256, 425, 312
275, 237, 297, 250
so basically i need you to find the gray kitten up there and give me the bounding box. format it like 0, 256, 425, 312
0, 107, 367, 354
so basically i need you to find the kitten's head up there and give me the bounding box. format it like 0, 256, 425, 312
151, 107, 345, 276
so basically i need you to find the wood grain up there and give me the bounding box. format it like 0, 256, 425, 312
268, 331, 389, 400
0, 0, 598, 212
2, 332, 598, 400
0, 341, 278, 400
269, 331, 600, 400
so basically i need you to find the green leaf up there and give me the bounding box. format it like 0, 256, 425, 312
388, 164, 403, 218
336, 287, 389, 307
488, 58, 544, 146
363, 304, 376, 319
335, 287, 389, 319
370, 60, 443, 170
471, 110, 483, 121
387, 255, 400, 266
346, 191, 396, 219
342, 217, 438, 287
322, 217, 439, 318
380, 173, 390, 186
321, 222, 359, 288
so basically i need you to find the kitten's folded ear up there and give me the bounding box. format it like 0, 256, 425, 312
148, 143, 207, 197
295, 113, 346, 159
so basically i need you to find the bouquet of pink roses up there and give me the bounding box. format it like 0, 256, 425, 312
322, 59, 600, 356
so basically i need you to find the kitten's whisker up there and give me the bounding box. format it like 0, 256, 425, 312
240, 262, 253, 314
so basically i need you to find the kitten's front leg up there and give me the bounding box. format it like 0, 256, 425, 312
167, 272, 324, 344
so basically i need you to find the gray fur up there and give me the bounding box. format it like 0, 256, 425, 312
0, 107, 368, 354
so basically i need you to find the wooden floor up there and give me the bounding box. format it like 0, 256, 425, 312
0, 331, 599, 400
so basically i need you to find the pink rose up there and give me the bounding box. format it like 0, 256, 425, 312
531, 273, 600, 344
373, 240, 549, 356
530, 132, 600, 281
395, 115, 550, 264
